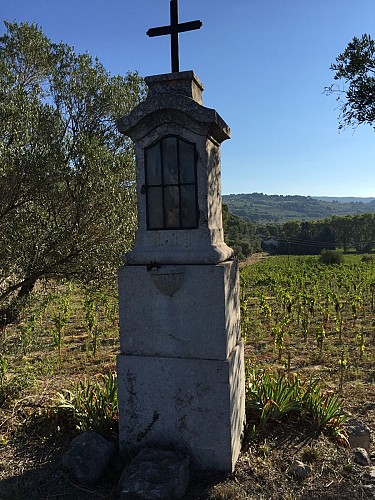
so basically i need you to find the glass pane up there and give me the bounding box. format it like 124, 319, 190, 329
179, 140, 195, 184
180, 185, 197, 227
146, 143, 162, 185
164, 186, 180, 228
147, 187, 163, 229
162, 137, 178, 184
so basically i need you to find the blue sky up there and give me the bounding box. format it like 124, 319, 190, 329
2, 0, 375, 197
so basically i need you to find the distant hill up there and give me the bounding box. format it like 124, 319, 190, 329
313, 196, 375, 204
222, 193, 375, 224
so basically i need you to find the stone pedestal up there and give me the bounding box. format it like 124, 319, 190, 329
116, 71, 245, 471
117, 344, 244, 471
117, 260, 244, 470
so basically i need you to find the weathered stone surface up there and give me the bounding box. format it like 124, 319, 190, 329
288, 460, 311, 479
119, 448, 190, 499
353, 447, 371, 466
346, 418, 371, 452
118, 261, 241, 361
117, 341, 245, 471
145, 71, 204, 104
62, 432, 115, 484
117, 71, 230, 144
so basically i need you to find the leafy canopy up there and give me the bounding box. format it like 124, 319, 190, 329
0, 21, 146, 324
327, 33, 375, 130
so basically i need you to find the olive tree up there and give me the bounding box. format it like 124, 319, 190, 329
0, 21, 146, 326
327, 34, 375, 130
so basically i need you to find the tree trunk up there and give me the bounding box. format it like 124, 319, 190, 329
0, 279, 37, 329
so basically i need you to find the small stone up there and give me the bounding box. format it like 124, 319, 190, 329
62, 431, 116, 484
353, 447, 371, 466
354, 447, 372, 466
119, 447, 190, 499
346, 418, 371, 452
288, 460, 311, 479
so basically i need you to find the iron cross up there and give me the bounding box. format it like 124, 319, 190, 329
147, 0, 202, 73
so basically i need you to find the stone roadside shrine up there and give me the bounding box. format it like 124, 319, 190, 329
116, 0, 245, 472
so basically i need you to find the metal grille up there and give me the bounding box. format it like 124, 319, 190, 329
144, 136, 198, 230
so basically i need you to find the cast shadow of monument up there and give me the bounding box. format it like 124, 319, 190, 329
0, 414, 121, 500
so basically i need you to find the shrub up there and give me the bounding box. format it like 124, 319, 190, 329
361, 254, 373, 263
55, 372, 118, 437
245, 366, 348, 444
319, 249, 344, 265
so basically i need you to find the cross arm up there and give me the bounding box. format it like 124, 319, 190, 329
147, 20, 202, 38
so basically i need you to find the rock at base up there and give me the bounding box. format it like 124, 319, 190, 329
353, 447, 371, 466
62, 431, 116, 484
288, 460, 311, 480
346, 418, 371, 452
119, 448, 190, 499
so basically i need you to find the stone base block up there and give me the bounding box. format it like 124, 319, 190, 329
118, 260, 240, 361
117, 341, 245, 471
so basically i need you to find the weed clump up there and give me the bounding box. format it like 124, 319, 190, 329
245, 366, 348, 445
55, 371, 118, 437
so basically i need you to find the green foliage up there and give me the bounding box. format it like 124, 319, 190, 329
273, 213, 375, 255
56, 372, 118, 437
51, 291, 71, 356
246, 368, 301, 428
83, 288, 99, 356
327, 34, 375, 130
300, 380, 348, 438
81, 286, 118, 356
319, 249, 344, 265
0, 21, 146, 326
0, 356, 35, 406
241, 254, 374, 390
224, 195, 375, 256
222, 204, 261, 259
362, 254, 374, 263
0, 354, 8, 387
245, 366, 348, 443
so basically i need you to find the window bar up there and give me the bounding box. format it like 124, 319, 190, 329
160, 138, 166, 229
177, 137, 182, 228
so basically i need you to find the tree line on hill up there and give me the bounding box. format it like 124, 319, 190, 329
222, 193, 375, 224
223, 207, 375, 259
261, 213, 375, 255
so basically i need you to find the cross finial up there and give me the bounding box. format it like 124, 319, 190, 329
147, 0, 202, 73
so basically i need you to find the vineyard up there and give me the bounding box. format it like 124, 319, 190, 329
241, 254, 375, 389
